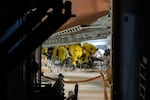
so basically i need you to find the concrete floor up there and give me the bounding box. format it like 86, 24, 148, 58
42, 68, 111, 100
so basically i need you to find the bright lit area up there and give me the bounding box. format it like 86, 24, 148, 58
40, 7, 112, 99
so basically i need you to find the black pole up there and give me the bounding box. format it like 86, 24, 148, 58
74, 83, 78, 100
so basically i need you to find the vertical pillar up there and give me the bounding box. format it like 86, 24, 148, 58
112, 0, 144, 100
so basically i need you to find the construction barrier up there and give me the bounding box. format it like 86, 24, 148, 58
42, 68, 112, 100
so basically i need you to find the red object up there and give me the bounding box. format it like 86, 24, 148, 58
57, 0, 110, 31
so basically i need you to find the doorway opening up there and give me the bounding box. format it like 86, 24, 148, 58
32, 0, 113, 100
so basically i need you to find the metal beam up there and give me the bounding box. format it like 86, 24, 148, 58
42, 27, 110, 47
42, 14, 111, 47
